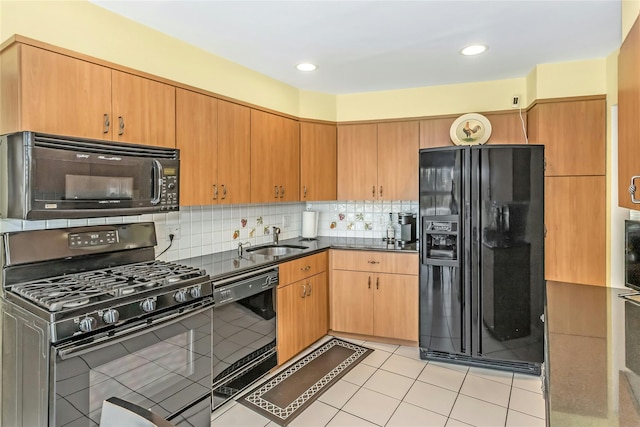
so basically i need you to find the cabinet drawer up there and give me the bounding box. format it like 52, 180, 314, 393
279, 251, 327, 285
330, 250, 418, 275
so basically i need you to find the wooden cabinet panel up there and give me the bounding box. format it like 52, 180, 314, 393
217, 100, 251, 204
373, 273, 418, 341
277, 281, 306, 364
331, 250, 418, 275
330, 270, 374, 335
377, 121, 419, 201
545, 176, 606, 286
619, 15, 640, 210
176, 89, 217, 206
337, 124, 378, 200
528, 99, 605, 176
111, 70, 176, 148
5, 44, 112, 139
300, 122, 337, 201
304, 272, 329, 349
251, 110, 300, 203
420, 117, 455, 149
484, 112, 528, 145
279, 251, 327, 285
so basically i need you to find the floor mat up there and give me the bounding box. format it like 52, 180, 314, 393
239, 337, 372, 425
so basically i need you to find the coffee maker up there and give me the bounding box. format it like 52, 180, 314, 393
397, 213, 417, 244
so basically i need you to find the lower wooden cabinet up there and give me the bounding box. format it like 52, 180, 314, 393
277, 253, 329, 365
331, 270, 418, 341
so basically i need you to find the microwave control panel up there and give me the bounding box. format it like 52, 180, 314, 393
160, 175, 179, 209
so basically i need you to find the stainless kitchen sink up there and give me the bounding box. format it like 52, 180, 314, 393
245, 244, 308, 256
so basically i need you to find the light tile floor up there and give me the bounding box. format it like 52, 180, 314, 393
212, 336, 545, 427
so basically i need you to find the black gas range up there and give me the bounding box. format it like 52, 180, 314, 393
0, 222, 214, 427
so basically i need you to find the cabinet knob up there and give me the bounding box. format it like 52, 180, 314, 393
280, 186, 285, 198
629, 176, 640, 204
301, 284, 307, 298
307, 282, 312, 296
222, 184, 227, 199
368, 260, 380, 264
103, 113, 110, 133
376, 277, 379, 290
274, 186, 279, 199
213, 184, 218, 200
379, 185, 383, 198
368, 277, 371, 289
301, 265, 311, 272
303, 186, 307, 198
372, 185, 376, 197
118, 116, 125, 135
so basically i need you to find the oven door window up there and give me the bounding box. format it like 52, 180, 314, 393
32, 146, 155, 208
53, 309, 212, 427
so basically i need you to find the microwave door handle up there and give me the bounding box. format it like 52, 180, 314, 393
151, 159, 163, 205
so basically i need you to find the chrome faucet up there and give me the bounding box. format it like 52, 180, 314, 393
272, 226, 281, 245
237, 241, 251, 257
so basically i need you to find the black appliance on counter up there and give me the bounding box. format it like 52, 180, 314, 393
419, 145, 545, 374
0, 222, 212, 427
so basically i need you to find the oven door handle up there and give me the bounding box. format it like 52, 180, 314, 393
56, 303, 212, 361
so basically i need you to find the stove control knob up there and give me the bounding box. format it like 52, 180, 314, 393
102, 309, 120, 324
190, 286, 202, 299
174, 290, 187, 303
141, 298, 157, 313
78, 316, 96, 333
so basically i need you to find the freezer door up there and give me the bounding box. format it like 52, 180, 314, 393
419, 147, 471, 357
471, 145, 545, 366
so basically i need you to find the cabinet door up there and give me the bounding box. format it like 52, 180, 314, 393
176, 89, 217, 206
277, 282, 306, 365
251, 110, 300, 203
420, 117, 455, 149
300, 122, 337, 201
377, 121, 419, 201
111, 70, 176, 147
330, 270, 373, 335
373, 273, 418, 341
337, 124, 378, 200
619, 15, 640, 210
528, 99, 605, 176
14, 44, 112, 139
305, 272, 329, 348
545, 176, 605, 286
217, 100, 251, 204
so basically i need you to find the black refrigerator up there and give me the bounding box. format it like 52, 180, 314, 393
419, 145, 545, 375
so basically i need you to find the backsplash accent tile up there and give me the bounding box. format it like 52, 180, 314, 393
0, 199, 417, 262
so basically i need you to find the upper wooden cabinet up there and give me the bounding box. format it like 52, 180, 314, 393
0, 43, 176, 147
527, 98, 605, 176
300, 122, 337, 201
337, 121, 418, 201
110, 70, 175, 148
420, 112, 528, 148
176, 90, 250, 206
176, 89, 217, 206
250, 110, 300, 203
619, 15, 640, 210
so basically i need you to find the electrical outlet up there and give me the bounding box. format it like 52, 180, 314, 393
282, 215, 291, 228
511, 95, 521, 108
166, 225, 180, 241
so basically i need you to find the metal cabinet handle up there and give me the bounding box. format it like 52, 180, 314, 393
376, 277, 379, 290
372, 185, 376, 197
301, 265, 311, 272
213, 184, 218, 200
118, 116, 125, 135
380, 185, 383, 198
222, 184, 227, 200
103, 113, 110, 133
301, 284, 307, 298
368, 260, 380, 264
303, 186, 307, 198
280, 186, 285, 198
368, 277, 371, 289
274, 186, 279, 199
630, 176, 640, 204
307, 282, 312, 296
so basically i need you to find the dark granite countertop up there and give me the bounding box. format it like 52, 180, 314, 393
546, 281, 640, 425
178, 236, 417, 281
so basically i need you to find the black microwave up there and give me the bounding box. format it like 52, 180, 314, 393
0, 132, 180, 219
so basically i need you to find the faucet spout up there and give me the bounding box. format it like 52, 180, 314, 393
272, 227, 281, 245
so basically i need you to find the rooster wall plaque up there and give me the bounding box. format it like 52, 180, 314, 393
450, 113, 492, 145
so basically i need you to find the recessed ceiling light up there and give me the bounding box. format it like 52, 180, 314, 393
460, 45, 488, 56
296, 63, 317, 71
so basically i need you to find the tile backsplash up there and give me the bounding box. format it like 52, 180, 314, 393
0, 200, 417, 261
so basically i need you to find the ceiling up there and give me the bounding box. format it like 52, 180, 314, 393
90, 0, 622, 95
